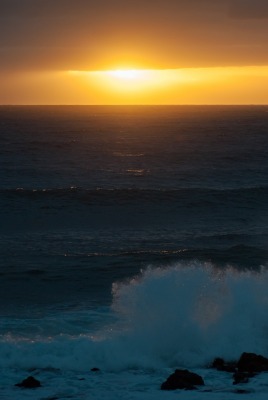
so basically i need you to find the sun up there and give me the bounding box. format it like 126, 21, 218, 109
106, 69, 143, 80
68, 68, 191, 102
94, 68, 154, 92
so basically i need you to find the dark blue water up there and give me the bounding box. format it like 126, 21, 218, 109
2, 106, 268, 400
1, 105, 268, 317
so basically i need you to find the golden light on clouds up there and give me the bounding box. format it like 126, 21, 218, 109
65, 66, 268, 105
2, 66, 268, 105
68, 68, 198, 102
1, 0, 268, 105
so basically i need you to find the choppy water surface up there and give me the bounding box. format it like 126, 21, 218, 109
0, 105, 268, 399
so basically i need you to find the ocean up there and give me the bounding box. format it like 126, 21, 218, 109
1, 105, 268, 399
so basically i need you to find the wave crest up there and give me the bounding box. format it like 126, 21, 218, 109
1, 263, 268, 371
110, 262, 268, 367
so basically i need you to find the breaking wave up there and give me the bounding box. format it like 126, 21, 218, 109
1, 262, 268, 371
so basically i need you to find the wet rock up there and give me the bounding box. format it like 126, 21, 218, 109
238, 352, 268, 372
161, 369, 204, 390
211, 357, 237, 373
15, 376, 41, 388
233, 371, 255, 384
46, 397, 59, 400
233, 388, 252, 394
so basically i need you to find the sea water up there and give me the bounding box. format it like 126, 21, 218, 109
1, 105, 268, 399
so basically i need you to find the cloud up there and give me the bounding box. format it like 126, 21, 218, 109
229, 0, 268, 19
0, 0, 268, 72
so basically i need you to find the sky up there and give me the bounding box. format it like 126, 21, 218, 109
1, 0, 268, 104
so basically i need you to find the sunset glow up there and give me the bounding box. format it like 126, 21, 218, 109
1, 0, 268, 105
106, 69, 144, 80
69, 68, 187, 94
63, 66, 268, 105
2, 65, 268, 105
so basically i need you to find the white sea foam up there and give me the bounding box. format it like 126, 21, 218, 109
1, 262, 268, 373
111, 262, 268, 367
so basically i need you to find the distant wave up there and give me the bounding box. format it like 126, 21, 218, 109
1, 186, 268, 204
62, 244, 268, 270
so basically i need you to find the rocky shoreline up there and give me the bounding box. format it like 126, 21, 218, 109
14, 352, 268, 394
160, 352, 268, 391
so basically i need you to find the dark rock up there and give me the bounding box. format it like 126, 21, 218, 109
238, 352, 268, 372
15, 376, 41, 388
161, 369, 204, 390
91, 367, 100, 372
212, 357, 225, 369
233, 389, 252, 394
233, 371, 253, 385
46, 397, 59, 400
211, 357, 237, 373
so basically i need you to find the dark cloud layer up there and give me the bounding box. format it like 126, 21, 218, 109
229, 0, 268, 19
1, 0, 268, 72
